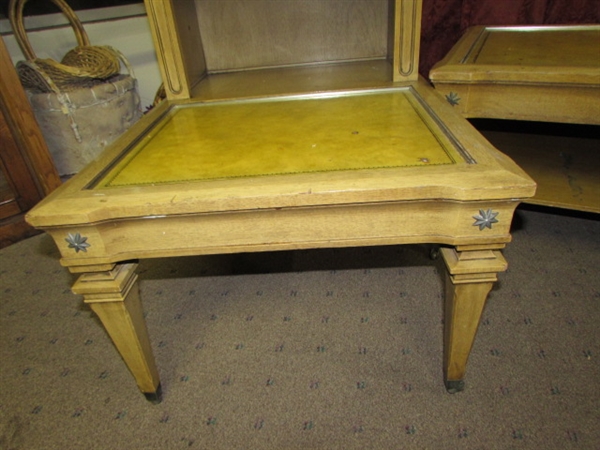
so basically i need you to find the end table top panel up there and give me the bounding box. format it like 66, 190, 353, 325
430, 25, 600, 85
470, 26, 599, 67
96, 89, 464, 188
26, 83, 536, 229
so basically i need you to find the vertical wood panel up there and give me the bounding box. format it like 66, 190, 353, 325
392, 0, 422, 82
0, 36, 60, 196
0, 35, 60, 246
144, 0, 207, 100
195, 0, 389, 72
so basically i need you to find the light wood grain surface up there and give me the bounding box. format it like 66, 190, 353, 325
430, 24, 599, 213
25, 0, 536, 398
429, 25, 600, 124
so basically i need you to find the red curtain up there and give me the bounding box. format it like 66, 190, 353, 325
420, 0, 600, 76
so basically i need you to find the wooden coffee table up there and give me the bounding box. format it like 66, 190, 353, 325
429, 25, 600, 125
26, 82, 535, 401
429, 25, 600, 213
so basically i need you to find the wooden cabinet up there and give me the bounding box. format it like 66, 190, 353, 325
0, 36, 61, 248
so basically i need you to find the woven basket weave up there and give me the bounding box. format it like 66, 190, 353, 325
9, 0, 122, 92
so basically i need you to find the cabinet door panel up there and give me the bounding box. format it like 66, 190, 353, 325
0, 108, 40, 214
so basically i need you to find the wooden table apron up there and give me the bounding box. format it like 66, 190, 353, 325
26, 85, 535, 399
429, 25, 600, 125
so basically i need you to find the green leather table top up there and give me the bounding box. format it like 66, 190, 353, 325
98, 89, 462, 188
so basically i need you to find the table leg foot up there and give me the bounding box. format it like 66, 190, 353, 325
441, 247, 508, 391
143, 383, 163, 404
72, 262, 161, 397
429, 245, 440, 260
445, 379, 465, 394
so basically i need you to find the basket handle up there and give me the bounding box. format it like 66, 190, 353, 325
9, 0, 90, 61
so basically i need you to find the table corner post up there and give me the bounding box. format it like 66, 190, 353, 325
72, 262, 162, 402
440, 246, 508, 393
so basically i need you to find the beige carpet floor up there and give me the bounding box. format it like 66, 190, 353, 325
1, 206, 599, 449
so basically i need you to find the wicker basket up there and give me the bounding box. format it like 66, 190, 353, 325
9, 0, 142, 176
9, 0, 121, 92
26, 74, 142, 176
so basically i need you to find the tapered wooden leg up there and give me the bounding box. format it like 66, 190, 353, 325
72, 262, 161, 402
441, 247, 507, 393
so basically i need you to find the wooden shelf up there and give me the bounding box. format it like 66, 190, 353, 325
191, 60, 396, 101
472, 120, 600, 213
